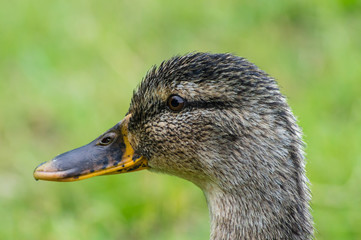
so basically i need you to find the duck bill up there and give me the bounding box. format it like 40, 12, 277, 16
33, 115, 148, 182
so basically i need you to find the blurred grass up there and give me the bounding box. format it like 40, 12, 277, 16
1, 0, 361, 239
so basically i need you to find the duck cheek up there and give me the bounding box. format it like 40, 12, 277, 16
147, 150, 206, 177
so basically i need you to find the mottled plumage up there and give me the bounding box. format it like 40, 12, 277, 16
127, 53, 313, 239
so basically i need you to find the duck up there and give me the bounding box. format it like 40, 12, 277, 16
34, 52, 313, 239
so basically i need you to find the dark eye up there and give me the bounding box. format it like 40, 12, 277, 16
167, 95, 185, 112
98, 133, 115, 146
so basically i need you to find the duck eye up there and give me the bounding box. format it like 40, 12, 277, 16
167, 95, 185, 112
98, 134, 115, 146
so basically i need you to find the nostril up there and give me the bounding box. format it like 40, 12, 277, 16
100, 137, 112, 145
98, 133, 116, 146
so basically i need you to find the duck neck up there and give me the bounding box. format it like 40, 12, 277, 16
204, 185, 312, 240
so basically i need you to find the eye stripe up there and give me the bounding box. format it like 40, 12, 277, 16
187, 100, 232, 109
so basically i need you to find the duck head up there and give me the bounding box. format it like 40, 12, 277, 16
34, 53, 303, 190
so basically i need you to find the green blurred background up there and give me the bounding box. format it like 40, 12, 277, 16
1, 0, 360, 239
